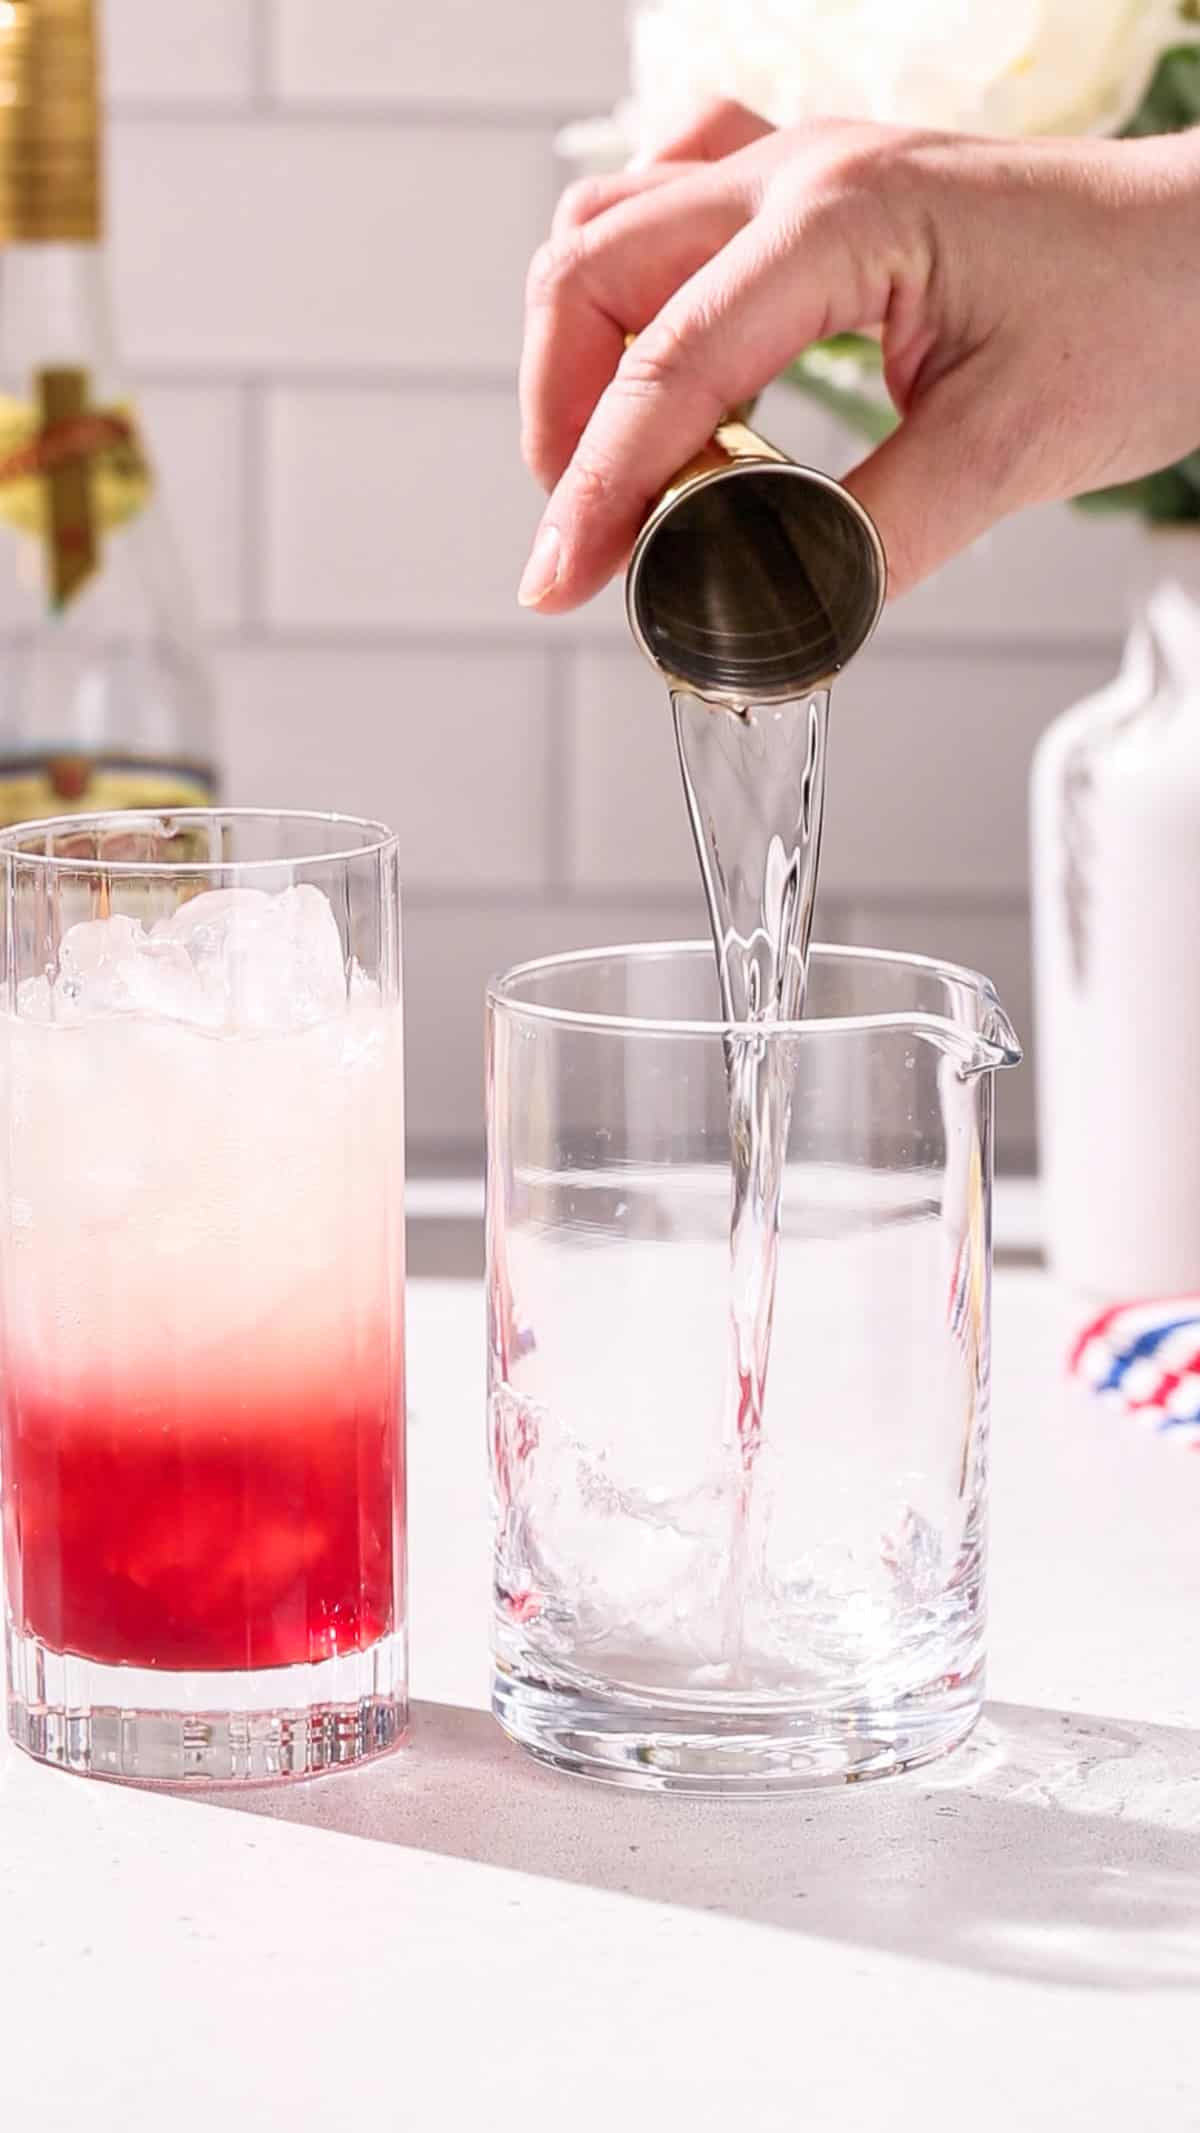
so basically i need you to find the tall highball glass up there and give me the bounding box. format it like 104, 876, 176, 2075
1, 810, 405, 1782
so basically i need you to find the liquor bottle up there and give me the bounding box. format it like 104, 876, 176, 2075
0, 0, 216, 827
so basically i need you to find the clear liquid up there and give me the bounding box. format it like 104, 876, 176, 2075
672, 686, 830, 1658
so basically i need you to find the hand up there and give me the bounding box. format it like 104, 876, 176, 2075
517, 102, 1200, 611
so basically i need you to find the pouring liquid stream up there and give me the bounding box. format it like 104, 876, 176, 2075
672, 685, 830, 1667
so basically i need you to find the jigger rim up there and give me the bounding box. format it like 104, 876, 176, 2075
625, 456, 888, 702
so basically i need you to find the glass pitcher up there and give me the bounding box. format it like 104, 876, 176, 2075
486, 940, 1021, 1793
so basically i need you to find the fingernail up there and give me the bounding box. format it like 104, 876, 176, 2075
518, 523, 561, 608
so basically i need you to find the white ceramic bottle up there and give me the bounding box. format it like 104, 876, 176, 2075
1031, 540, 1200, 1301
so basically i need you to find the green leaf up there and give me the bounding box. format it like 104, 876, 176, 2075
782, 342, 898, 447
809, 332, 886, 371
1122, 43, 1200, 135
1074, 464, 1200, 522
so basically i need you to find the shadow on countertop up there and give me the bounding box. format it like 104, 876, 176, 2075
208, 1697, 1200, 1993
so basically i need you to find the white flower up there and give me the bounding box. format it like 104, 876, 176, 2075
561, 0, 1200, 169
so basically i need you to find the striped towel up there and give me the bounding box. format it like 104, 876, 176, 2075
1070, 1298, 1200, 1449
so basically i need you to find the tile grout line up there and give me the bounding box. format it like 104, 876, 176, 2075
108, 97, 592, 132
387, 884, 1033, 917
130, 365, 519, 395
247, 0, 274, 108
397, 887, 712, 914
238, 379, 267, 632
213, 621, 626, 657
838, 893, 1033, 919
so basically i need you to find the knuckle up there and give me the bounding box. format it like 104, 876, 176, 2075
555, 176, 612, 231
616, 316, 697, 396
566, 450, 616, 512
817, 145, 871, 195
767, 130, 907, 248
831, 126, 937, 199
687, 93, 748, 141
525, 235, 585, 307
784, 123, 908, 205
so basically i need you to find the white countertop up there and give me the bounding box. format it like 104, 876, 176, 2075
2, 1266, 1197, 2128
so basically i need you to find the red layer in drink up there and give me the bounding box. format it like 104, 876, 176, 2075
1, 1363, 403, 1672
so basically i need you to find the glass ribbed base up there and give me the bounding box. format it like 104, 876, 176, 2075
6, 1620, 407, 1783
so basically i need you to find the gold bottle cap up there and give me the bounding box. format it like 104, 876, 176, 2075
0, 0, 101, 244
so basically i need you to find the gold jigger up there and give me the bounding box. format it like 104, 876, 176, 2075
625, 401, 887, 707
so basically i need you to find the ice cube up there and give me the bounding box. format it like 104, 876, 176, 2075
55, 915, 208, 1024
153, 888, 270, 1025
44, 883, 350, 1031
263, 884, 349, 1026
154, 886, 270, 947
15, 975, 53, 1021
59, 913, 144, 1010
157, 884, 347, 1028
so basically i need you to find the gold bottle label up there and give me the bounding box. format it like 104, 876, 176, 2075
0, 753, 217, 829
0, 0, 102, 244
0, 368, 152, 608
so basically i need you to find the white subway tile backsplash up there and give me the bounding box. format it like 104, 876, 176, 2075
271, 0, 627, 111
820, 644, 1114, 896
264, 387, 541, 631
571, 635, 1116, 895
883, 504, 1141, 646
573, 570, 632, 638
569, 644, 697, 889
751, 377, 874, 476
108, 120, 551, 372
104, 0, 253, 104
569, 642, 1116, 900
404, 895, 704, 1150
138, 385, 245, 630
216, 645, 552, 887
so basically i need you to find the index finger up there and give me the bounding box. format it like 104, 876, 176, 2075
519, 169, 748, 494
520, 199, 883, 612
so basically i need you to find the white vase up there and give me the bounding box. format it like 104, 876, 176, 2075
1031, 532, 1200, 1302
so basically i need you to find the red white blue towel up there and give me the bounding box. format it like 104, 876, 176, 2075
1070, 1299, 1200, 1450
